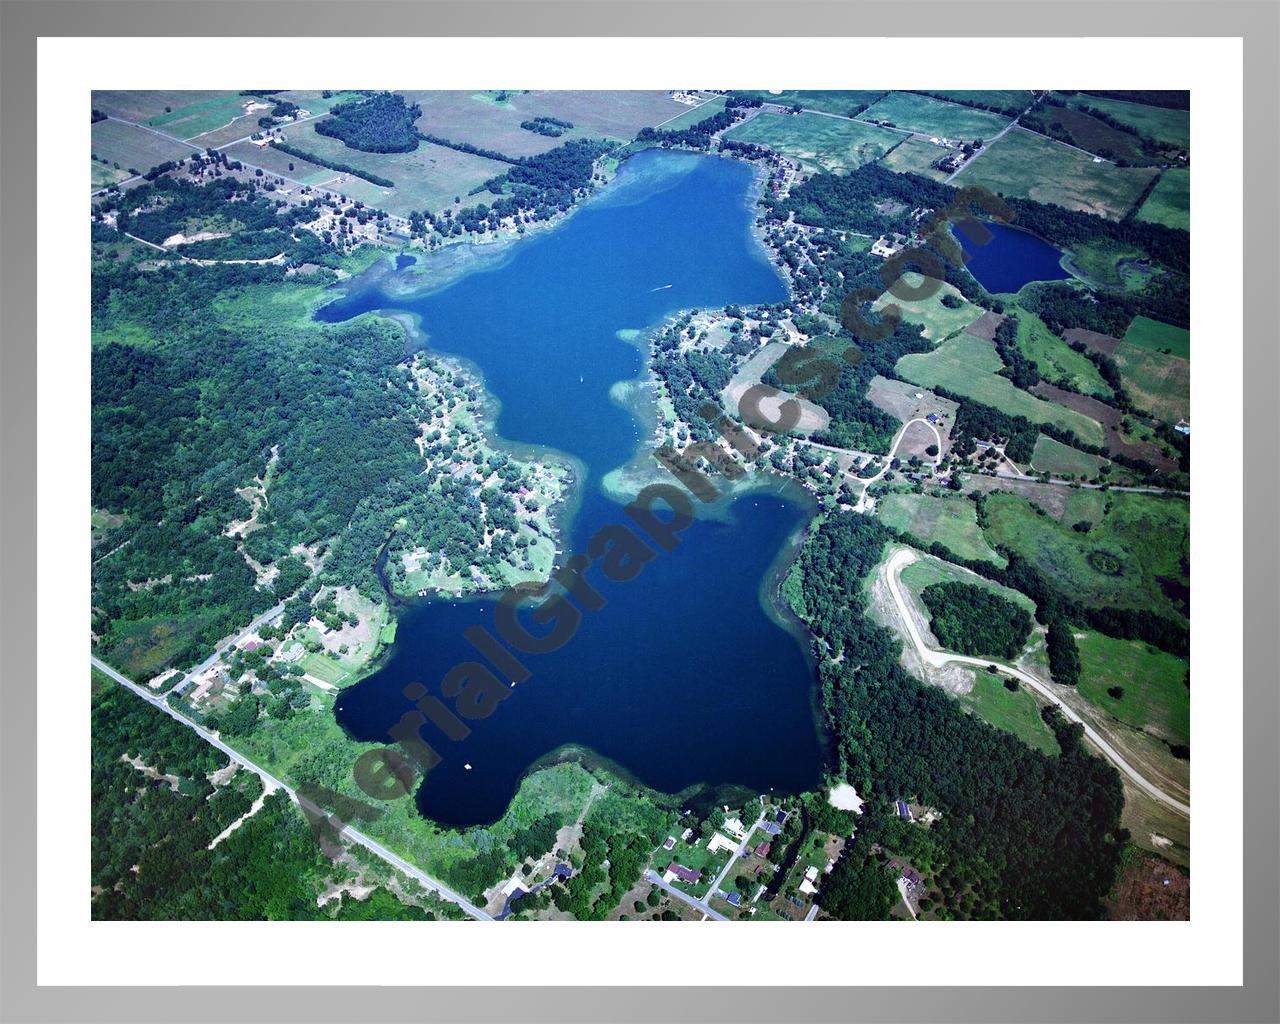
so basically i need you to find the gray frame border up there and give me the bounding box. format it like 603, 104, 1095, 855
1, 2, 1275, 1022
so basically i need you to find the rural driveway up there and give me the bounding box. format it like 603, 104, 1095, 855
882, 547, 1190, 817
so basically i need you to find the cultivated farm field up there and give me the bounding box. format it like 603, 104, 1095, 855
895, 332, 1107, 446
518, 90, 687, 139
222, 141, 349, 188
920, 90, 1038, 116
1111, 344, 1190, 424
272, 121, 512, 217
954, 127, 1157, 220
871, 272, 983, 342
1012, 306, 1114, 398
1077, 631, 1189, 748
404, 90, 598, 158
1029, 435, 1109, 480
90, 119, 194, 176
860, 91, 1012, 138
876, 492, 1005, 565
92, 90, 236, 122
1064, 93, 1190, 151
1124, 316, 1190, 359
723, 111, 904, 174
1134, 169, 1190, 231
876, 137, 952, 180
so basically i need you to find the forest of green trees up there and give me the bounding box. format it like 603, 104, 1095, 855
920, 581, 1033, 660
315, 91, 422, 152
794, 514, 1125, 918
91, 676, 445, 920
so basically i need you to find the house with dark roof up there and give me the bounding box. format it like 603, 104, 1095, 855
724, 890, 742, 907
754, 841, 771, 858
666, 862, 701, 885
896, 800, 913, 821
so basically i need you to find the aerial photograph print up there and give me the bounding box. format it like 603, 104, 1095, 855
90, 87, 1192, 924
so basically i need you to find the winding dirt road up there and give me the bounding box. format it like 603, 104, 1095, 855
883, 547, 1190, 817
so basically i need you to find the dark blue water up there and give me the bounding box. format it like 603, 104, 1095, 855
394, 253, 417, 270
955, 221, 1070, 294
318, 150, 824, 827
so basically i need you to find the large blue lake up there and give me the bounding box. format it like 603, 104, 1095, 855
317, 150, 825, 826
955, 220, 1071, 294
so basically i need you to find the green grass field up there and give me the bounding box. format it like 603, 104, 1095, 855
1067, 239, 1159, 292
980, 491, 1189, 615
1124, 316, 1190, 360
723, 111, 903, 173
860, 91, 1012, 138
1012, 307, 1113, 398
92, 90, 236, 122
958, 673, 1058, 754
1077, 631, 1189, 746
274, 121, 513, 217
518, 90, 687, 139
657, 95, 727, 131
876, 492, 1005, 564
402, 90, 604, 158
1134, 168, 1189, 231
871, 272, 983, 342
91, 119, 193, 176
1112, 343, 1190, 424
953, 128, 1157, 221
1064, 94, 1189, 151
91, 159, 130, 190
921, 91, 1038, 116
1029, 435, 1109, 480
300, 651, 348, 686
144, 93, 260, 140
223, 141, 346, 187
895, 332, 1107, 446
877, 137, 952, 181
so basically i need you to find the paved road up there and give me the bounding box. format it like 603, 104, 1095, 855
643, 869, 728, 921
90, 654, 494, 920
881, 548, 1190, 816
704, 812, 766, 898
945, 92, 1045, 183
172, 602, 287, 693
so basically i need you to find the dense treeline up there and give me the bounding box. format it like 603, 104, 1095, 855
941, 387, 1041, 463
112, 176, 311, 245
635, 95, 761, 150
797, 514, 1125, 918
418, 132, 517, 164
1021, 276, 1189, 333
1075, 90, 1190, 111
269, 139, 396, 187
91, 679, 440, 920
520, 116, 574, 137
315, 91, 422, 153
920, 581, 1033, 659
992, 313, 1039, 388
437, 139, 612, 236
